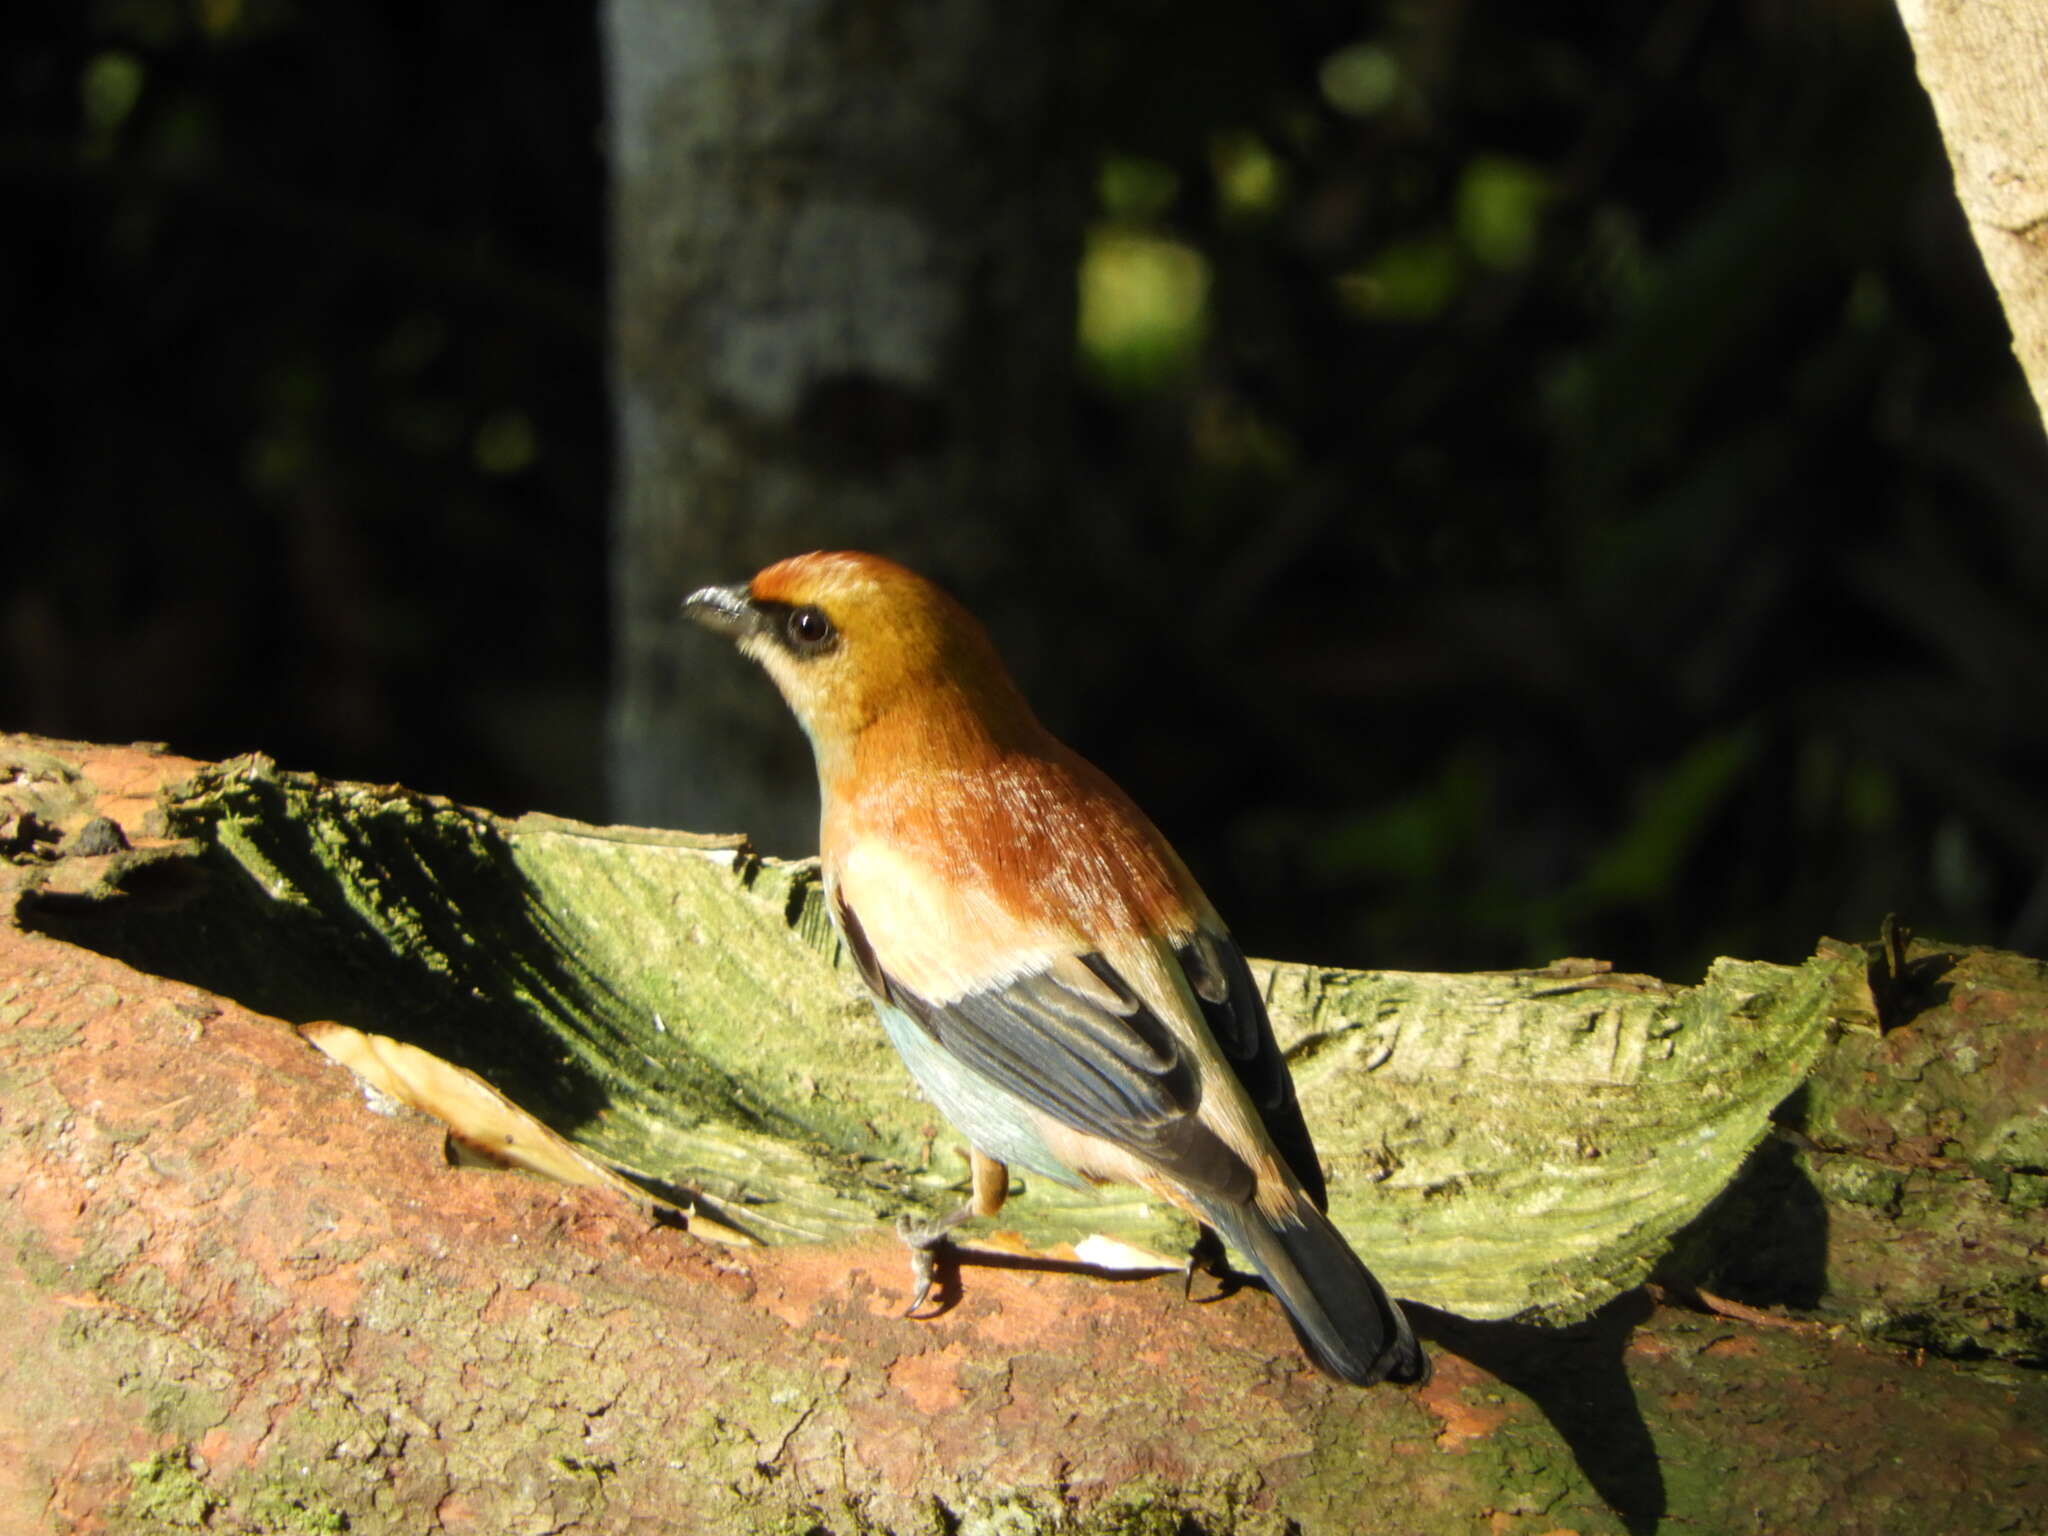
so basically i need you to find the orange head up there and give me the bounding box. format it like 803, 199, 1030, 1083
684, 552, 1043, 779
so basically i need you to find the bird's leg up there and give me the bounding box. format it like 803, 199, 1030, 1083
897, 1149, 1008, 1316
1183, 1222, 1242, 1303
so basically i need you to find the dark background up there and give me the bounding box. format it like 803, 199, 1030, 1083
7, 2, 2045, 981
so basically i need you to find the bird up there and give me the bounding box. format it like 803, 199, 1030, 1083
684, 551, 1425, 1386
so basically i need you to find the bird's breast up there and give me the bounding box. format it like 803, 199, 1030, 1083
823, 750, 1201, 1002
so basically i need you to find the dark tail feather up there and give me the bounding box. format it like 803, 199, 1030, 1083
1199, 1197, 1427, 1387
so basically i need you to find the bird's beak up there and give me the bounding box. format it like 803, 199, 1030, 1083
682, 583, 765, 642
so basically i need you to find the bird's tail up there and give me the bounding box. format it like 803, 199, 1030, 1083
1197, 1196, 1427, 1387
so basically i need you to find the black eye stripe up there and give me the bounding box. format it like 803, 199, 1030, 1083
752, 599, 840, 657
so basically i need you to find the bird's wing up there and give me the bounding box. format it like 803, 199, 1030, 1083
834, 889, 1259, 1205
1177, 928, 1328, 1210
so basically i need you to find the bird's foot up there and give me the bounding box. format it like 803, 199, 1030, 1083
1183, 1224, 1242, 1304
895, 1208, 968, 1317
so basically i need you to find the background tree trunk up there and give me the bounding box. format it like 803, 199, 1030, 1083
603, 0, 1083, 854
1894, 0, 2048, 427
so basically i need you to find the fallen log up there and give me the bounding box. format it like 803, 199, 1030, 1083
2, 734, 2042, 1533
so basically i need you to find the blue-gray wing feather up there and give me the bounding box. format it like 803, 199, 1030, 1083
835, 894, 1255, 1203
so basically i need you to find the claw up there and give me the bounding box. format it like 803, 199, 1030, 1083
1183, 1224, 1235, 1303
906, 1242, 941, 1316
896, 1207, 966, 1317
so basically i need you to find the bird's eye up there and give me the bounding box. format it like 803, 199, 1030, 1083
785, 604, 837, 653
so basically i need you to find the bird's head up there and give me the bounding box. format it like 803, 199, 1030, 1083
685, 551, 1037, 773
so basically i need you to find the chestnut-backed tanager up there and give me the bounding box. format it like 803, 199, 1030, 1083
685, 551, 1423, 1386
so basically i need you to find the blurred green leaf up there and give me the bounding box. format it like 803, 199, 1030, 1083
197, 0, 245, 37
474, 409, 538, 476
1315, 753, 1492, 883
1337, 233, 1462, 321
1210, 133, 1286, 220
1458, 155, 1551, 270
1318, 43, 1399, 117
1843, 759, 1900, 831
81, 52, 145, 142
1576, 727, 1762, 909
1078, 229, 1210, 391
1097, 156, 1179, 221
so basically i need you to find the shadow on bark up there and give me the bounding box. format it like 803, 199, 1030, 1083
1655, 1084, 1830, 1310
1415, 1292, 1666, 1536
13, 776, 770, 1144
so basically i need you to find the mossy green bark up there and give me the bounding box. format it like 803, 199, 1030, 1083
1684, 941, 2048, 1361
22, 749, 2040, 1359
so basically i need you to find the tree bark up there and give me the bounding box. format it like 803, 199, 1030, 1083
1894, 0, 2048, 427
3, 733, 2045, 1534
603, 0, 1083, 854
